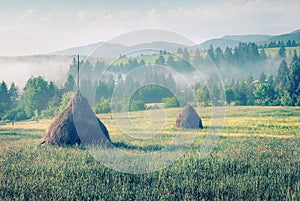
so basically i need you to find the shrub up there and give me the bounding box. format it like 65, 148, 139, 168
95, 97, 111, 114
162, 96, 180, 108
129, 100, 146, 111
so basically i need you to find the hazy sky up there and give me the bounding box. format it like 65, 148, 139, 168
0, 0, 299, 56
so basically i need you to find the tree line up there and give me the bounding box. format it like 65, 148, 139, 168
261, 40, 298, 48
195, 51, 300, 106
0, 45, 299, 123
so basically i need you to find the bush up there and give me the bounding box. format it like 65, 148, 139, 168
162, 96, 180, 108
95, 97, 111, 114
129, 100, 146, 111
3, 107, 28, 121
59, 92, 74, 112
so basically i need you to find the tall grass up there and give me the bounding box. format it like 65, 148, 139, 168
0, 106, 299, 200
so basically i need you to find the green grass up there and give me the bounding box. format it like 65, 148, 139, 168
103, 47, 300, 66
262, 47, 300, 58
0, 106, 299, 200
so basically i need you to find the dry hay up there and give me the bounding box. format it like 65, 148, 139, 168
42, 92, 113, 147
176, 104, 203, 129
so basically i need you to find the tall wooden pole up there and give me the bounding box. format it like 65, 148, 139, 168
77, 54, 80, 92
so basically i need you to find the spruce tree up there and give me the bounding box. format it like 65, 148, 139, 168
0, 81, 10, 115
285, 55, 300, 105
278, 45, 286, 58
275, 60, 289, 89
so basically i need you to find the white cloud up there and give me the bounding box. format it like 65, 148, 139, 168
77, 10, 114, 22
40, 13, 52, 21
68, 0, 300, 47
1, 0, 300, 56
0, 24, 25, 33
78, 10, 89, 22
18, 9, 36, 20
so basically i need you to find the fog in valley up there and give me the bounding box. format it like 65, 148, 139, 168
0, 56, 73, 89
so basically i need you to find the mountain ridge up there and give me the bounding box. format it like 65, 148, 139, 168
48, 29, 300, 57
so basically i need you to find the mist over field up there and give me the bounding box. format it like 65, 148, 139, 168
0, 56, 73, 88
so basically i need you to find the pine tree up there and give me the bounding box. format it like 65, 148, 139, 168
207, 45, 215, 61
214, 47, 223, 64
177, 47, 183, 54
193, 49, 202, 66
224, 47, 233, 64
259, 72, 267, 83
254, 83, 273, 105
284, 56, 300, 105
64, 74, 76, 92
8, 82, 18, 108
155, 55, 165, 65
275, 60, 289, 89
0, 81, 10, 115
167, 55, 175, 66
236, 80, 248, 106
247, 42, 260, 61
183, 48, 190, 63
278, 45, 286, 58
246, 73, 255, 105
260, 48, 267, 59
23, 76, 49, 117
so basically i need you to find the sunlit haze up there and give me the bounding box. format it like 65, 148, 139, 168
0, 0, 300, 56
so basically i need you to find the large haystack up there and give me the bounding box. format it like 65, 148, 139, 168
42, 92, 113, 147
176, 104, 203, 129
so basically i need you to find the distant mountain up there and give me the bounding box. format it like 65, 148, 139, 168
49, 41, 190, 58
199, 29, 300, 49
49, 29, 300, 57
200, 34, 272, 49
223, 34, 272, 43
128, 41, 190, 55
199, 38, 241, 50
263, 29, 300, 45
49, 42, 126, 58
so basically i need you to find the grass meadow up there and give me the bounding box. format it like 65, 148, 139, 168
0, 106, 299, 200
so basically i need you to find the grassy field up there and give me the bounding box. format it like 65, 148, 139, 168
261, 47, 300, 58
0, 106, 299, 200
102, 47, 300, 66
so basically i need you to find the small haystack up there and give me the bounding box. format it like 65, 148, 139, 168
42, 92, 113, 147
176, 104, 203, 129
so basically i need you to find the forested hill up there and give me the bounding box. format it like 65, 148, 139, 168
200, 29, 300, 49
48, 29, 300, 56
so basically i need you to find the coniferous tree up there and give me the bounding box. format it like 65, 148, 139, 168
139, 59, 146, 66
247, 42, 260, 61
8, 82, 18, 108
0, 81, 10, 115
246, 73, 255, 105
155, 55, 165, 65
177, 47, 183, 54
259, 72, 267, 83
225, 87, 235, 105
284, 55, 300, 105
254, 83, 273, 105
193, 49, 202, 66
275, 60, 289, 89
64, 74, 76, 92
278, 45, 286, 58
183, 48, 190, 63
167, 55, 175, 67
260, 48, 267, 59
224, 47, 233, 64
207, 45, 215, 61
23, 76, 49, 118
214, 47, 223, 64
236, 80, 248, 105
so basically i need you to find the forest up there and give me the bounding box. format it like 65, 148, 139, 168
0, 42, 299, 123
